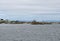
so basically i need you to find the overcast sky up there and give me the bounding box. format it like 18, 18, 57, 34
0, 0, 60, 21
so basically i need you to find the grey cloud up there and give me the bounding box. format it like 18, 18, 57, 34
0, 0, 60, 14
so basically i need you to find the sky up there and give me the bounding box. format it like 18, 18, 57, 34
0, 0, 60, 21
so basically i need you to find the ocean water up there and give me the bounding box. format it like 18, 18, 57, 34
0, 24, 60, 41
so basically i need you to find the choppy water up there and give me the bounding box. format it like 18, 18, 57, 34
0, 24, 60, 41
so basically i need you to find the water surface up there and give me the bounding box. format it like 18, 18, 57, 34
0, 24, 60, 41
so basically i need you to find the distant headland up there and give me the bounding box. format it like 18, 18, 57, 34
0, 19, 60, 25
